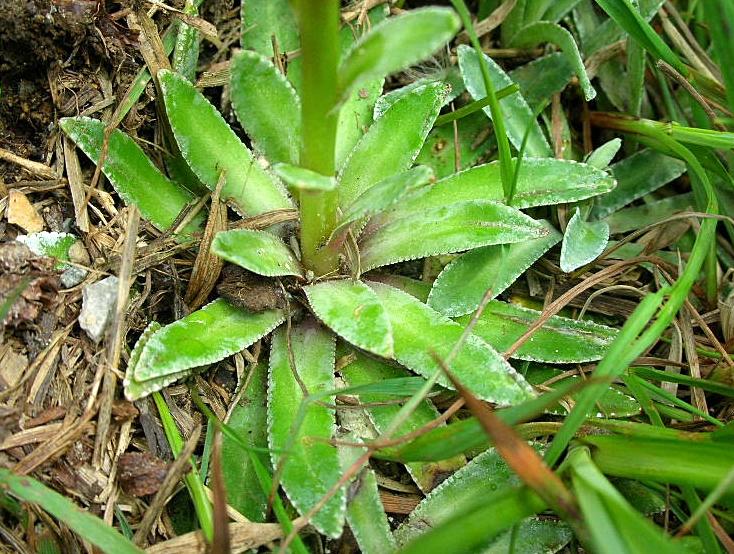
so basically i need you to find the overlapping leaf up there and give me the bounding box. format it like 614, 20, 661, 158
211, 229, 303, 277
428, 221, 562, 317
60, 117, 204, 237
340, 351, 466, 493
368, 281, 534, 404
395, 447, 572, 554
392, 158, 615, 216
338, 81, 446, 208
268, 322, 345, 537
509, 21, 596, 101
560, 209, 610, 273
230, 50, 300, 165
304, 280, 393, 358
158, 69, 292, 216
221, 363, 270, 522
457, 300, 618, 363
124, 299, 284, 400
337, 8, 460, 99
457, 45, 551, 157
359, 200, 548, 272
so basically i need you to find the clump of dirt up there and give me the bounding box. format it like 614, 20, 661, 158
0, 1, 133, 175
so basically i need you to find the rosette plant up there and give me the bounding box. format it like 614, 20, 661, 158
60, 0, 620, 543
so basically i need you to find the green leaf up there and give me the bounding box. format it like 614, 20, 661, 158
585, 138, 622, 169
329, 166, 434, 246
344, 467, 397, 554
304, 280, 393, 358
415, 110, 493, 179
428, 220, 561, 317
526, 367, 640, 418
394, 158, 615, 216
457, 300, 618, 363
368, 281, 534, 405
360, 201, 548, 272
337, 8, 460, 99
569, 447, 691, 554
706, 0, 734, 115
338, 81, 446, 208
374, 68, 465, 118
211, 229, 303, 277
457, 45, 551, 157
158, 69, 292, 216
268, 321, 345, 537
336, 78, 384, 168
221, 364, 270, 522
583, 436, 734, 495
604, 193, 693, 235
509, 52, 575, 111
509, 21, 596, 101
592, 149, 686, 219
395, 448, 572, 554
272, 163, 336, 192
340, 351, 465, 493
560, 208, 610, 272
0, 469, 144, 554
124, 299, 284, 400
59, 117, 204, 236
595, 0, 688, 75
380, 382, 583, 463
230, 50, 300, 165
240, 0, 299, 58
399, 486, 547, 554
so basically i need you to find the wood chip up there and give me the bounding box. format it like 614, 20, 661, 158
7, 190, 45, 233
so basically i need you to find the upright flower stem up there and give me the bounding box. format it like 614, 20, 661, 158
294, 0, 340, 275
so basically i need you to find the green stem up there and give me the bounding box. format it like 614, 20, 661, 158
294, 0, 340, 275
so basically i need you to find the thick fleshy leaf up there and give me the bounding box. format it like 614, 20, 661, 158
124, 299, 284, 400
340, 351, 465, 493
560, 209, 610, 273
415, 110, 493, 179
59, 117, 204, 236
336, 78, 383, 168
268, 322, 345, 537
272, 163, 336, 192
337, 8, 460, 98
392, 158, 616, 217
344, 466, 396, 554
211, 229, 302, 277
428, 221, 561, 317
456, 301, 618, 363
509, 21, 596, 101
368, 281, 534, 404
221, 363, 269, 521
158, 69, 292, 216
585, 138, 622, 169
592, 149, 686, 219
329, 166, 434, 247
230, 50, 300, 165
359, 201, 548, 272
338, 81, 446, 208
526, 366, 640, 418
509, 52, 574, 111
395, 447, 572, 554
343, 166, 434, 223
304, 280, 393, 358
457, 45, 551, 158
240, 0, 298, 54
373, 68, 464, 118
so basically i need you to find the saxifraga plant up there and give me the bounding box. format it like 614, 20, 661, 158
60, 0, 625, 545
